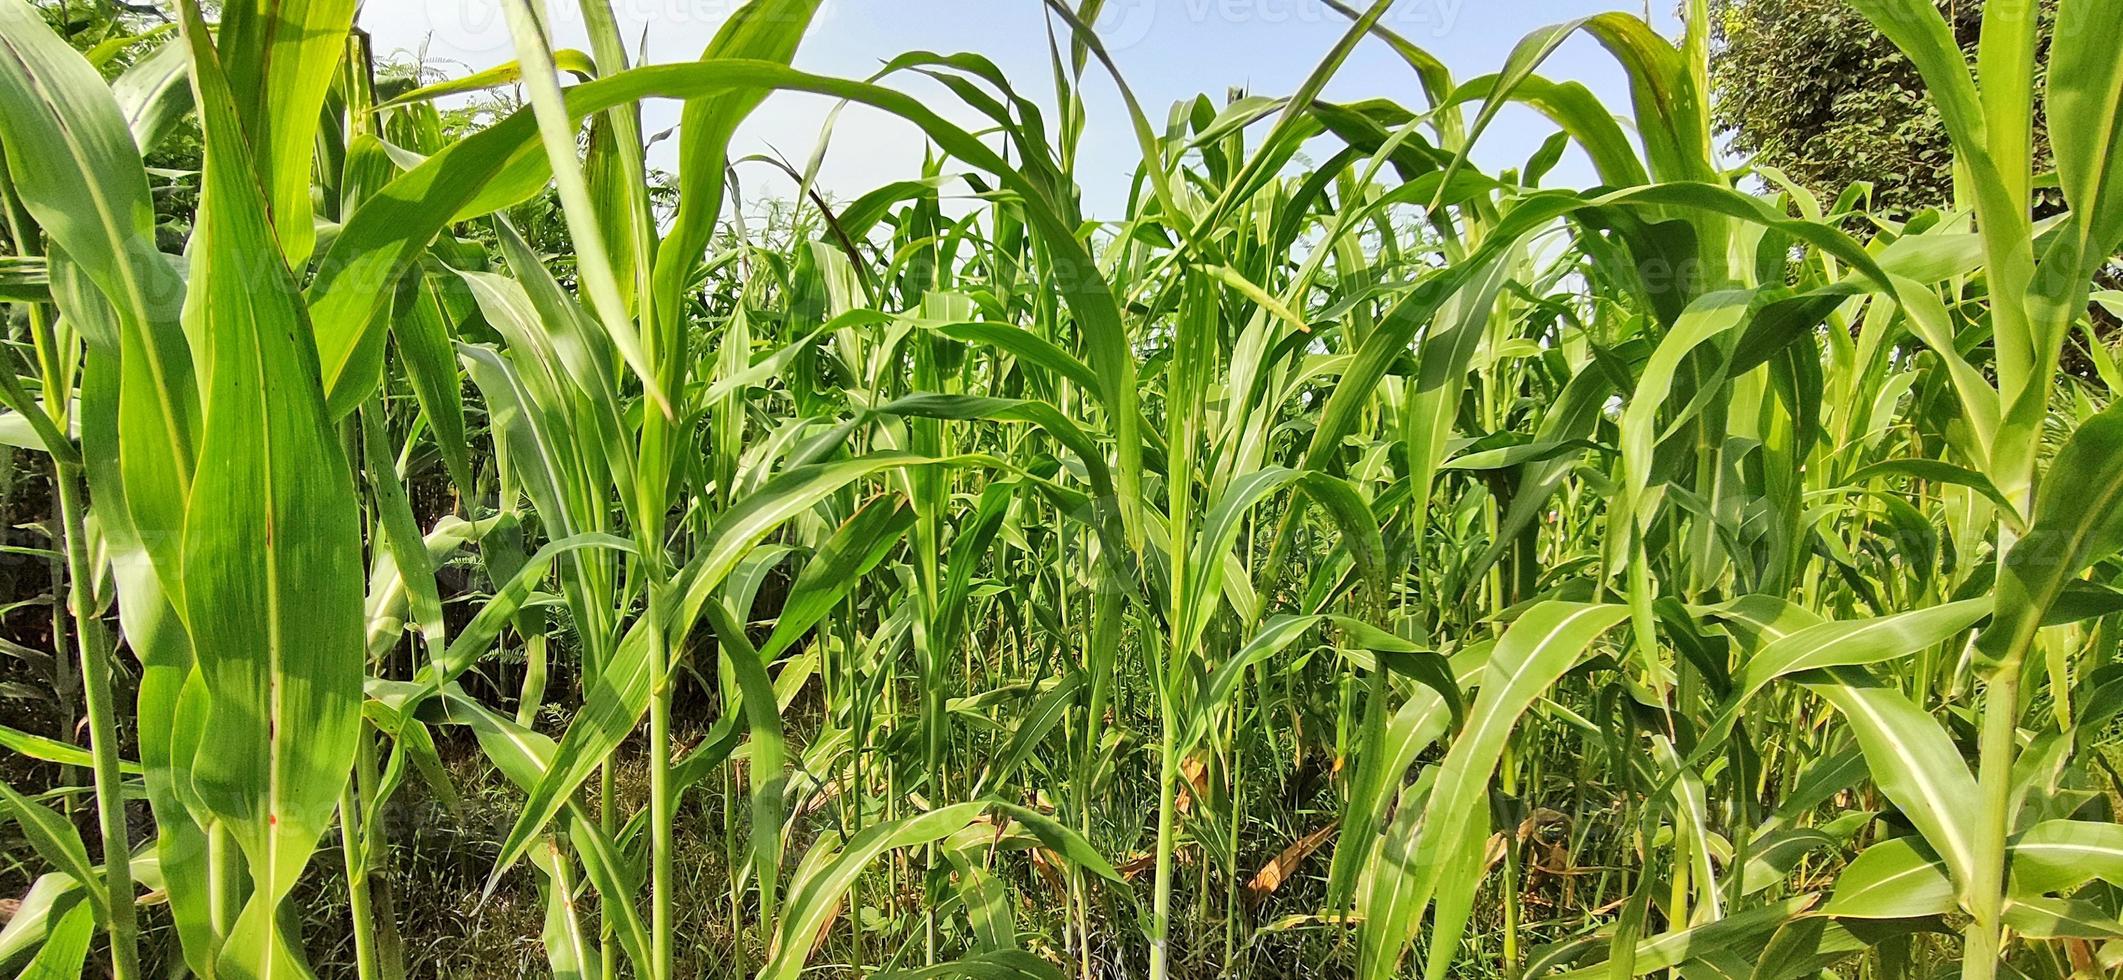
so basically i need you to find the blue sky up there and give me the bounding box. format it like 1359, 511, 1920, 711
358, 0, 1686, 219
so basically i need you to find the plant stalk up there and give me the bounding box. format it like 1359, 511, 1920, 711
1961, 666, 2021, 980
54, 463, 142, 980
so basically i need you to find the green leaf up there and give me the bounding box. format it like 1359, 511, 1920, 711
0, 724, 139, 775
173, 5, 366, 975
1843, 459, 2022, 525
762, 802, 989, 980
1980, 399, 2123, 672
2041, 0, 2123, 284
0, 0, 197, 594
1361, 602, 1629, 980
14, 894, 94, 980
0, 778, 106, 919
870, 949, 1064, 980
2010, 820, 2123, 897
531, 837, 598, 980
755, 494, 914, 661
393, 270, 475, 499
2003, 896, 2123, 940
1328, 646, 1486, 912
0, 874, 89, 974
489, 453, 972, 887
1821, 838, 1954, 919
1686, 600, 1992, 768
1797, 670, 1981, 896
435, 690, 652, 975
1549, 896, 1818, 978
376, 49, 598, 108
109, 35, 191, 153
212, 0, 357, 265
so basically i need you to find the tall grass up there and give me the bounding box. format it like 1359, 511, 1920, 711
0, 0, 2120, 977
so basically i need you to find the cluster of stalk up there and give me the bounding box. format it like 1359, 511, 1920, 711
1, 0, 2121, 978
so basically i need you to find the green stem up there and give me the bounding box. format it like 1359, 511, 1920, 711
1224, 682, 1244, 970
53, 464, 141, 980
50, 464, 139, 979
600, 765, 618, 980
1961, 667, 2021, 980
359, 727, 407, 980
649, 584, 674, 980
1147, 731, 1179, 980
517, 627, 549, 727
339, 775, 380, 980
1501, 737, 1521, 980
724, 759, 745, 977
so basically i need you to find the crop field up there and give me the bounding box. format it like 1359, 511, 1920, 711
0, 0, 2120, 977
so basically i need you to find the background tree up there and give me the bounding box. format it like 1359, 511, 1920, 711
1707, 0, 2055, 217
1708, 0, 2123, 377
